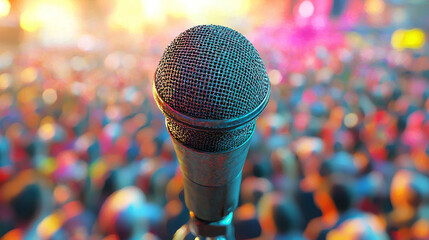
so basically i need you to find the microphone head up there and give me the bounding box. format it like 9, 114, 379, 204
154, 25, 270, 152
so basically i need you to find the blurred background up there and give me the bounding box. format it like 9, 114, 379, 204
0, 0, 428, 239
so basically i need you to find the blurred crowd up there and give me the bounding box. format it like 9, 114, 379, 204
1, 13, 429, 240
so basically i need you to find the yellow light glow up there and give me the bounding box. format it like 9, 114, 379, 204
141, 0, 166, 25
20, 67, 37, 83
0, 73, 11, 90
37, 211, 64, 239
170, 0, 250, 24
20, 10, 41, 32
108, 0, 146, 34
365, 0, 385, 16
38, 123, 55, 141
20, 0, 79, 46
0, 0, 10, 18
107, 0, 251, 32
391, 28, 425, 50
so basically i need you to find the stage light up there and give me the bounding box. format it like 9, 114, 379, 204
165, 0, 250, 24
141, 0, 166, 24
0, 0, 10, 18
20, 0, 79, 46
20, 11, 40, 32
108, 0, 146, 34
298, 0, 314, 18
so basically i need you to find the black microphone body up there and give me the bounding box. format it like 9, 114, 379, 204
153, 25, 270, 237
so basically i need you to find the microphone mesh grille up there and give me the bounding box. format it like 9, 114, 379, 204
155, 25, 269, 120
166, 118, 255, 152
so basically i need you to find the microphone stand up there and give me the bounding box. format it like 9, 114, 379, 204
173, 212, 235, 240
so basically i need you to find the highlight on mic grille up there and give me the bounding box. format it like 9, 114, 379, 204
153, 25, 270, 152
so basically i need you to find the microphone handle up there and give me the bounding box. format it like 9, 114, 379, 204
169, 127, 253, 222
173, 212, 235, 240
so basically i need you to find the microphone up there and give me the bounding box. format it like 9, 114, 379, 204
153, 25, 270, 237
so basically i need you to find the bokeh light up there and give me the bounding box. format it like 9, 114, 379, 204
391, 28, 425, 50
365, 0, 385, 16
20, 0, 79, 46
37, 211, 64, 239
0, 0, 10, 17
42, 88, 58, 105
20, 67, 38, 83
344, 113, 358, 128
268, 69, 282, 86
38, 122, 56, 141
0, 73, 11, 90
298, 0, 314, 18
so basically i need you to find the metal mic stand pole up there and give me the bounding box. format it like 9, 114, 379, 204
173, 212, 235, 240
